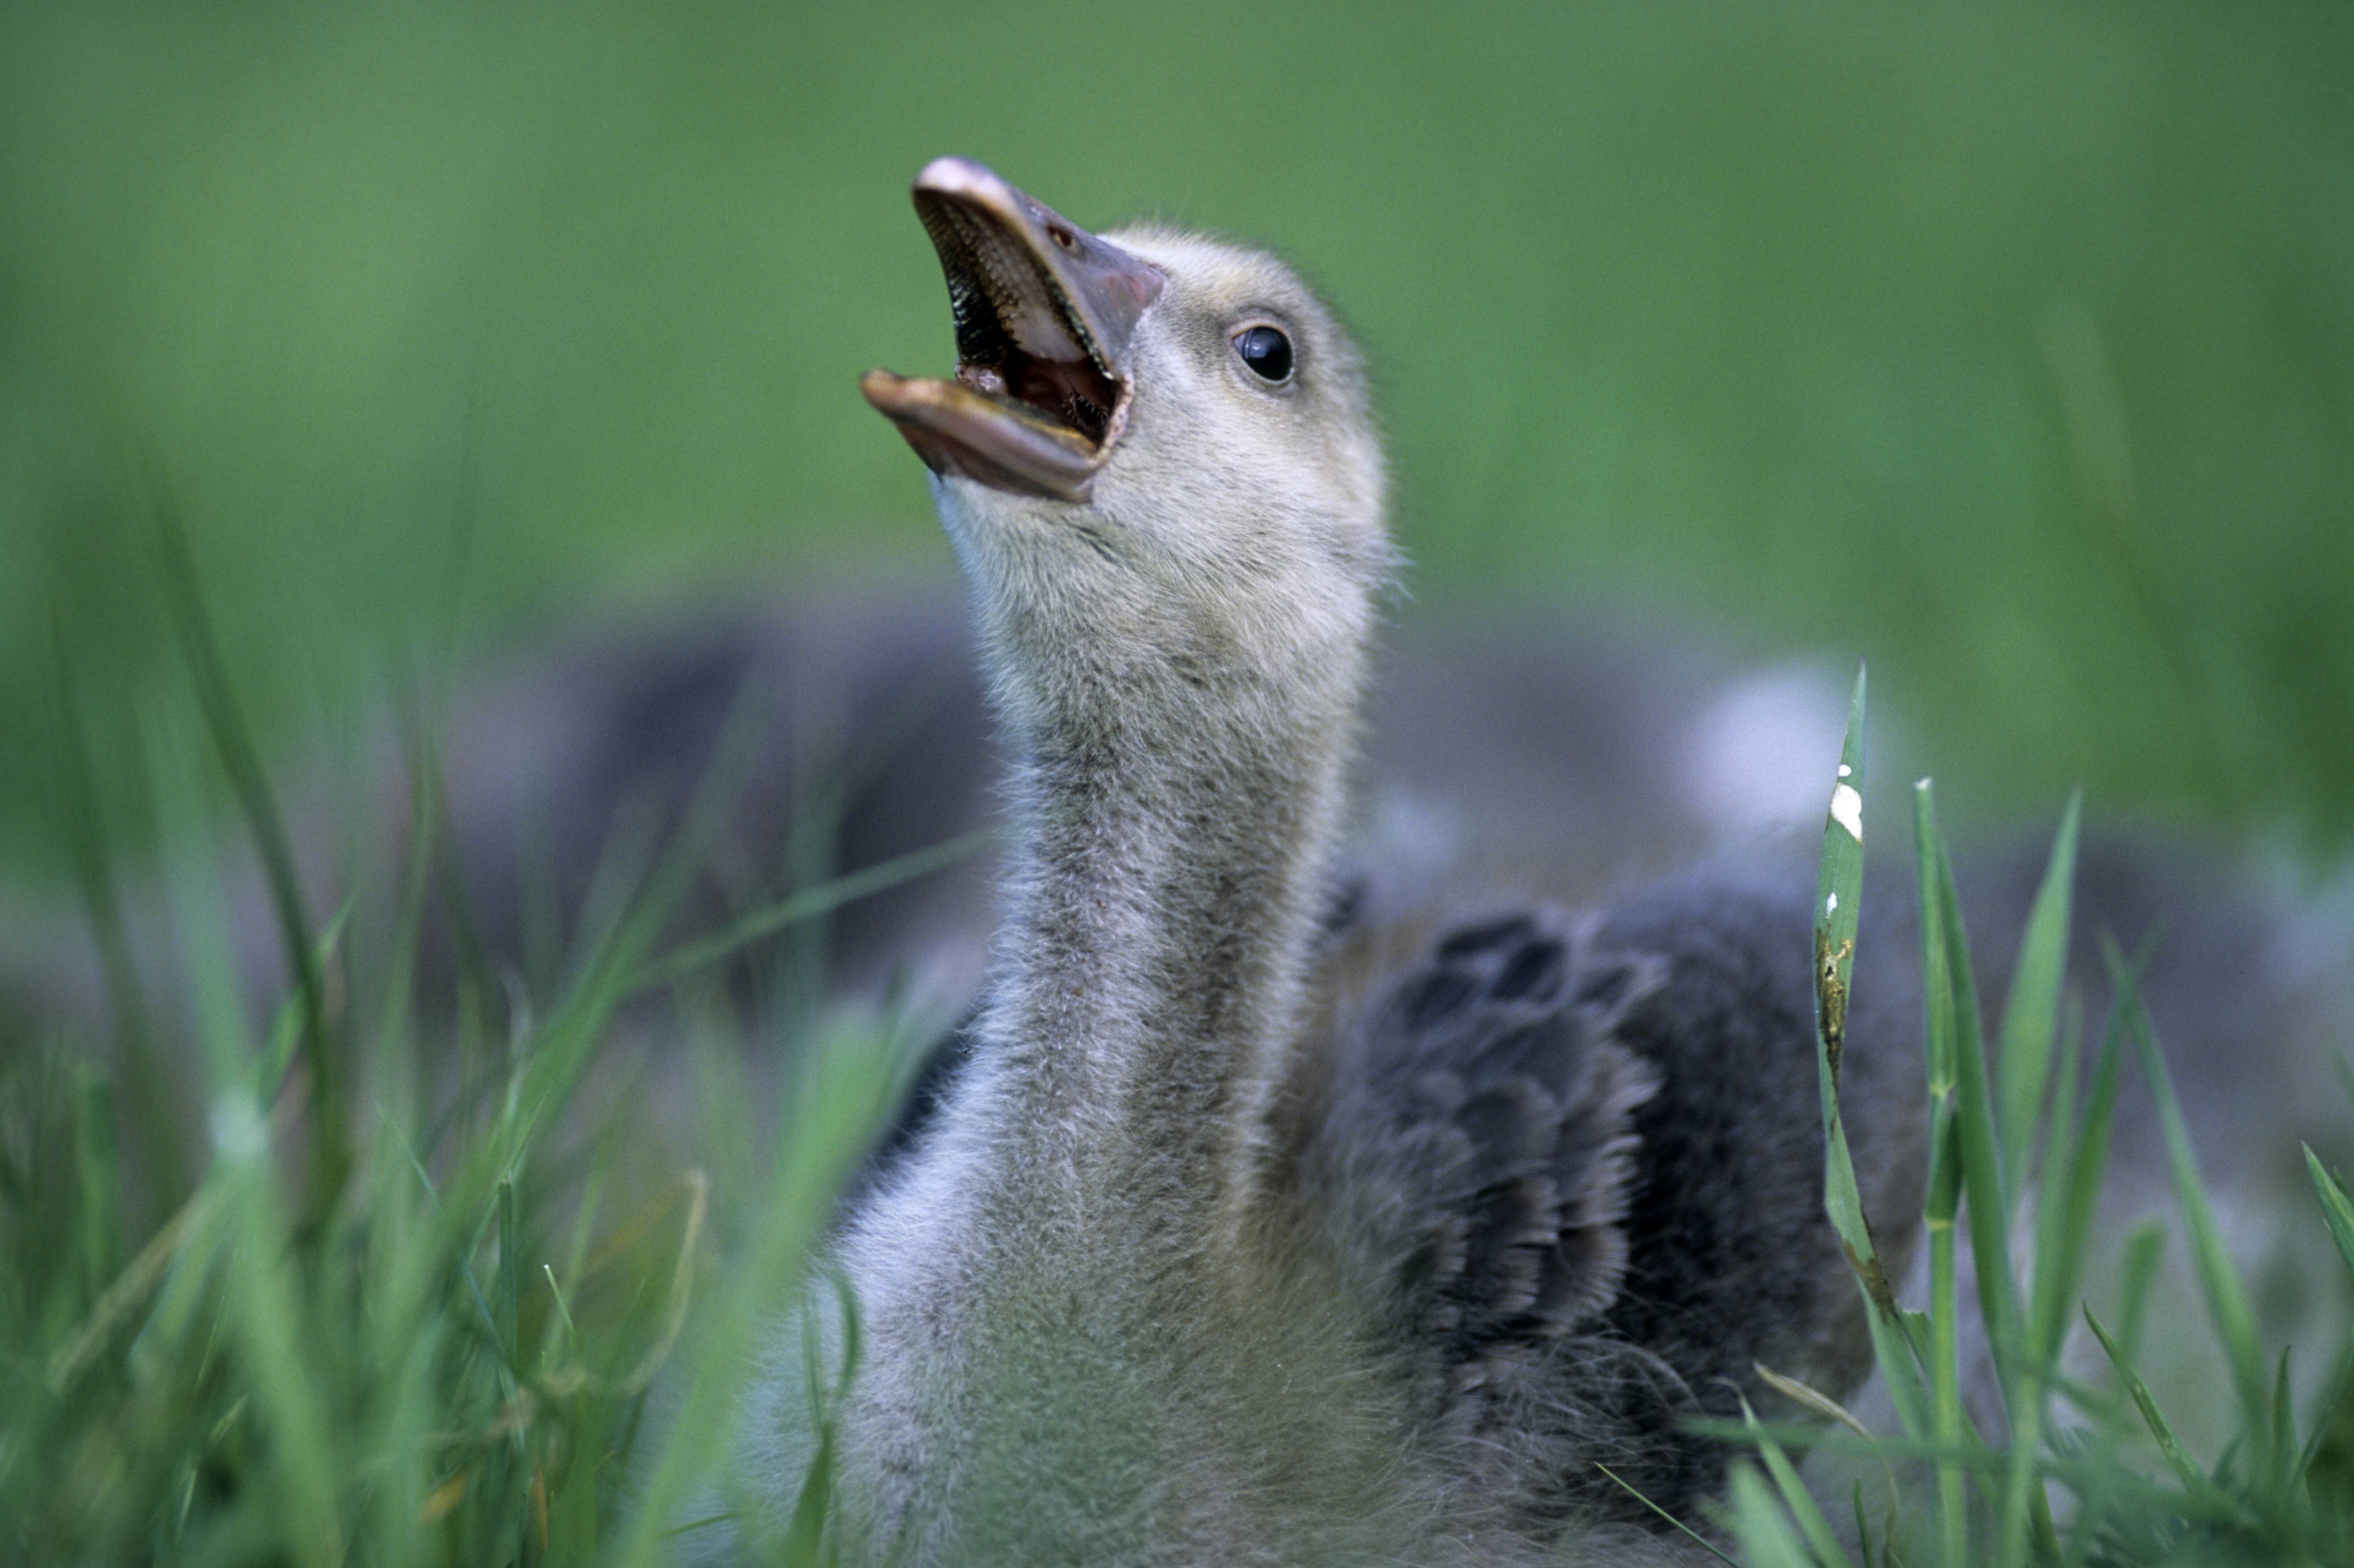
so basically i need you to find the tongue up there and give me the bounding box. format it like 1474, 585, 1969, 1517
994, 267, 1093, 366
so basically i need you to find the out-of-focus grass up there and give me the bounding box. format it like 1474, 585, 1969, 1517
3, 2, 2351, 880
1, 512, 943, 1564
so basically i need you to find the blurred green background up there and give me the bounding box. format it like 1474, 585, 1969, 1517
4, 0, 2350, 882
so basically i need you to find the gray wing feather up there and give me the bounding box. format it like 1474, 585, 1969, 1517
1316, 911, 1667, 1399
1308, 869, 1925, 1533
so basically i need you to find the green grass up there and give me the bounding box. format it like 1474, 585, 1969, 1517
2, 519, 946, 1564
1723, 680, 2354, 1568
3, 2, 2352, 882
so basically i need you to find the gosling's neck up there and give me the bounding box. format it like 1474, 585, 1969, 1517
957, 542, 1368, 1260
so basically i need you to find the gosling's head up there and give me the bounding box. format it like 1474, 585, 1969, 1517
863, 159, 1390, 736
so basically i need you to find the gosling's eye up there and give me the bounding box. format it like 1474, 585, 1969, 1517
1232, 325, 1294, 384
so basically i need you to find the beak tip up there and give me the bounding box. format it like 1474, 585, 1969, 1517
912, 156, 1003, 202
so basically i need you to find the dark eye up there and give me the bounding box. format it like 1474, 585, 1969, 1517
1232, 325, 1294, 383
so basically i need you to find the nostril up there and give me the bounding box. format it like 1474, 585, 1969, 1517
1049, 226, 1076, 250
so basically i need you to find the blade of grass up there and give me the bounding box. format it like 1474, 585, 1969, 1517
1913, 780, 1973, 1566
71, 1069, 123, 1306
2297, 1338, 2354, 1486
1992, 817, 2085, 1555
1920, 780, 2065, 1559
47, 1186, 219, 1394
1757, 1363, 1907, 1553
2270, 1349, 2298, 1507
2110, 943, 2271, 1466
2112, 1220, 2166, 1371
1725, 1462, 1820, 1568
370, 704, 446, 1100
2289, 1151, 2354, 1495
51, 613, 183, 1205
1755, 1364, 1874, 1442
2027, 1002, 2083, 1363
2084, 1306, 2204, 1491
1690, 1417, 2244, 1501
632, 826, 1000, 996
1917, 782, 2018, 1368
1594, 1466, 1740, 1566
1995, 792, 2081, 1203
1744, 1397, 1859, 1568
497, 1178, 522, 1376
142, 470, 347, 1221
2032, 982, 2130, 1370
436, 684, 772, 1223
1810, 669, 1927, 1438
2009, 979, 2127, 1567
2306, 1146, 2354, 1282
772, 1270, 864, 1567
542, 1264, 580, 1375
210, 1090, 343, 1565
605, 1018, 903, 1568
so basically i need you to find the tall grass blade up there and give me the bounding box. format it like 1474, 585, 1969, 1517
2032, 982, 2131, 1376
2027, 1002, 2082, 1365
1915, 782, 2017, 1367
497, 1178, 522, 1374
2111, 946, 2272, 1464
1810, 668, 1925, 1435
1995, 791, 2080, 1205
1921, 783, 2068, 1557
1744, 1397, 1859, 1568
141, 470, 348, 1218
2298, 1342, 2354, 1488
1912, 780, 1975, 1565
481, 683, 771, 1186
633, 826, 1000, 996
2307, 1145, 2354, 1282
2297, 1147, 2354, 1490
2270, 1349, 2297, 1505
2084, 1306, 2203, 1491
372, 711, 446, 1078
1725, 1462, 1820, 1568
51, 616, 183, 1203
212, 1095, 344, 1565
2112, 1220, 2166, 1370
71, 1070, 123, 1304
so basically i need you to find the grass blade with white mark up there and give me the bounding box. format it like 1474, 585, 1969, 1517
1810, 668, 1926, 1436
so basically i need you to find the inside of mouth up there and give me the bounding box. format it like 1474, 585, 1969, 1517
920, 202, 1123, 449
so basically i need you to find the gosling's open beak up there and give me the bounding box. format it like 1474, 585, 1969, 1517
861, 158, 1165, 503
